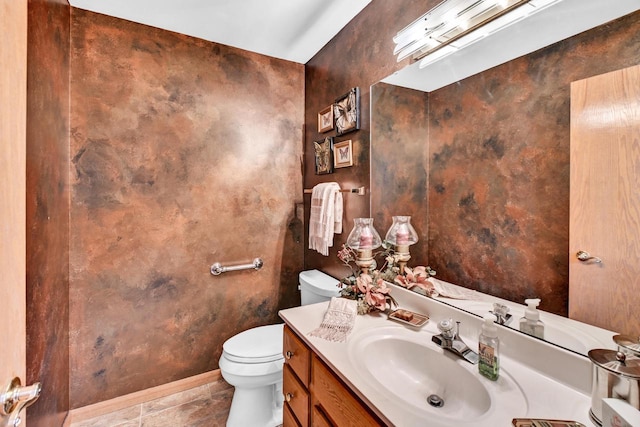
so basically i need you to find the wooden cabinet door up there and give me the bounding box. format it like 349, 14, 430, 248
283, 364, 309, 427
283, 325, 310, 386
311, 355, 384, 427
569, 64, 640, 335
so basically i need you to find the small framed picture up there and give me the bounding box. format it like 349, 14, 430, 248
334, 87, 360, 135
314, 137, 334, 175
317, 105, 334, 133
333, 140, 353, 168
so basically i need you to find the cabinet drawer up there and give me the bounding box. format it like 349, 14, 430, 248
283, 325, 310, 385
283, 364, 309, 427
283, 401, 301, 427
312, 355, 384, 427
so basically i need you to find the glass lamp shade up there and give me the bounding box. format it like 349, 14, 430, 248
385, 216, 419, 246
346, 218, 382, 250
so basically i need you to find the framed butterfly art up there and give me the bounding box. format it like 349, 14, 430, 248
333, 140, 353, 168
333, 88, 360, 135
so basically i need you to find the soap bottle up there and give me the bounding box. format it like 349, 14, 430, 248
519, 298, 545, 339
478, 315, 499, 381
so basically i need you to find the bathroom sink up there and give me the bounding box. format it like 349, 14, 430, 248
347, 326, 528, 424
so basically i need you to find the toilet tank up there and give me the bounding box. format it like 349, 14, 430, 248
299, 269, 341, 306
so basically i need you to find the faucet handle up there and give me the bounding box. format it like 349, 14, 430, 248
437, 318, 456, 339
490, 303, 512, 325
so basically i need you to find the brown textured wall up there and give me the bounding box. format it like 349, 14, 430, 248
428, 11, 640, 315
69, 9, 304, 408
371, 83, 429, 264
26, 0, 70, 425
304, 0, 440, 278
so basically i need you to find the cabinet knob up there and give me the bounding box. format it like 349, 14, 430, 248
285, 350, 294, 359
285, 392, 293, 402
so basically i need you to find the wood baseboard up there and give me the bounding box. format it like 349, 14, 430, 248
64, 370, 222, 426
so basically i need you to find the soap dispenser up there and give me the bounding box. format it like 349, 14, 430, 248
478, 315, 499, 381
519, 298, 544, 339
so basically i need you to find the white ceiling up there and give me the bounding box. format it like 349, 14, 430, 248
68, 0, 372, 64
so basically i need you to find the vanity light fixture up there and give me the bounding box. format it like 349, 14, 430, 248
385, 216, 419, 275
346, 218, 382, 275
392, 0, 561, 67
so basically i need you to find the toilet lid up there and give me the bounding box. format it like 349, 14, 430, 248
299, 269, 341, 297
223, 324, 284, 363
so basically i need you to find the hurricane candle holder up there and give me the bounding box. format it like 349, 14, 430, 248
385, 216, 419, 274
346, 218, 382, 275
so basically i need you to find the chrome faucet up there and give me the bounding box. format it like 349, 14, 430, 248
490, 303, 512, 326
431, 319, 479, 364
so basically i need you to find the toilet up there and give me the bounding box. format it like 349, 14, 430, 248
219, 269, 341, 427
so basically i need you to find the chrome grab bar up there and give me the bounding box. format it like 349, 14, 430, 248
210, 258, 264, 276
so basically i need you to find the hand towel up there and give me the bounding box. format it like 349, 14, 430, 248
308, 297, 357, 342
430, 277, 479, 299
309, 182, 343, 256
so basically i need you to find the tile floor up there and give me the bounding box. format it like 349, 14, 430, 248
70, 378, 234, 427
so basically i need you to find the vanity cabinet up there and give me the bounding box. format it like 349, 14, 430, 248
283, 325, 310, 426
283, 325, 385, 427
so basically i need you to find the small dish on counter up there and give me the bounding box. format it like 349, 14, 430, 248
388, 308, 429, 328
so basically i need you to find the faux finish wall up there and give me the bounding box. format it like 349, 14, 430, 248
304, 0, 440, 278
70, 10, 304, 408
371, 82, 429, 264
427, 12, 640, 315
26, 0, 70, 425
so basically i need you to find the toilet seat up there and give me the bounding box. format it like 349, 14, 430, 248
223, 324, 284, 364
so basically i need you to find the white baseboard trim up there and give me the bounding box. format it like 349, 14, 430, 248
63, 370, 222, 426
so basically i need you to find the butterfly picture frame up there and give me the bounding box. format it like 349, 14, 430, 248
317, 105, 334, 133
334, 88, 359, 135
333, 140, 353, 168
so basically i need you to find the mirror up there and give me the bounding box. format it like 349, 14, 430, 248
370, 6, 640, 356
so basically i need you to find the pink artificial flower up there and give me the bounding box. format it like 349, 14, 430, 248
375, 278, 390, 294
394, 274, 410, 288
355, 274, 390, 311
394, 266, 437, 297
356, 273, 373, 294
365, 290, 387, 311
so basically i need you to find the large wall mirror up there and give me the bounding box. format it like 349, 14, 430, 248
370, 6, 640, 356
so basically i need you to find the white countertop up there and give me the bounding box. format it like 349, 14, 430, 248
279, 284, 597, 427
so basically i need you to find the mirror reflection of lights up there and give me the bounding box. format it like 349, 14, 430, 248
393, 0, 563, 67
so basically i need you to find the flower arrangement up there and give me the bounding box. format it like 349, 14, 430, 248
337, 244, 397, 314
337, 244, 438, 314
394, 265, 438, 297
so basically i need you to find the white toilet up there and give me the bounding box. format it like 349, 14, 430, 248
219, 269, 340, 427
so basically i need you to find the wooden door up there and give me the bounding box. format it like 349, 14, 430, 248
569, 64, 640, 336
1, 0, 28, 423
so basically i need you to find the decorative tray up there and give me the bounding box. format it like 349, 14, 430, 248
388, 309, 429, 328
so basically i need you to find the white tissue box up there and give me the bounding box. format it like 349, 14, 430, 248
602, 398, 640, 427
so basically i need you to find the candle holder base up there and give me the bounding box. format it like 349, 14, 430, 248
355, 249, 375, 275
394, 245, 411, 275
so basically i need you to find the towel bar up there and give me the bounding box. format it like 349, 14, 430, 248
303, 186, 365, 195
210, 258, 264, 276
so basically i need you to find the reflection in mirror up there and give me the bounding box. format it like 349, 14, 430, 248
370, 8, 640, 356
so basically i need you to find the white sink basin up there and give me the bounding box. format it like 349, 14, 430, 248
347, 325, 528, 425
